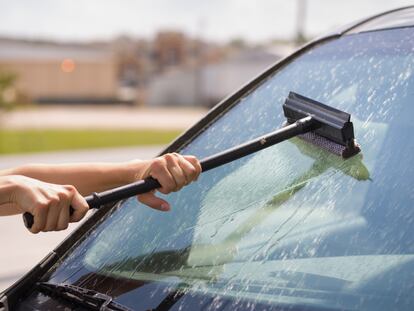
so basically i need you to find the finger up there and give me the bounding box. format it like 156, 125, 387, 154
44, 197, 60, 232
183, 155, 202, 180
31, 201, 48, 234
56, 197, 70, 231
166, 154, 186, 191
137, 192, 170, 211
175, 154, 198, 183
69, 191, 89, 223
151, 157, 176, 194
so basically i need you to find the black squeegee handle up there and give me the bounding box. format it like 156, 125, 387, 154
23, 116, 317, 229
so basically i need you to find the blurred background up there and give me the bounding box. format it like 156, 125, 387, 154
0, 0, 412, 291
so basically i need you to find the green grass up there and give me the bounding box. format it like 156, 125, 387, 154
0, 129, 182, 154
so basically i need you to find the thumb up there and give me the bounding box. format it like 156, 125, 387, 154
137, 191, 170, 212
70, 191, 89, 223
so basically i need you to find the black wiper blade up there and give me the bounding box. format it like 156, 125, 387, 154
37, 282, 133, 311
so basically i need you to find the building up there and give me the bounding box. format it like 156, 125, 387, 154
147, 48, 281, 107
0, 38, 124, 104
153, 31, 188, 70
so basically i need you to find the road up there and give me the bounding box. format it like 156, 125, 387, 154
2, 106, 206, 130
0, 145, 163, 291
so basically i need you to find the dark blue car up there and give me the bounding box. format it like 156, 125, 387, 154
2, 6, 414, 311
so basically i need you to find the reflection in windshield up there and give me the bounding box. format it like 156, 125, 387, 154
38, 28, 414, 310
191, 135, 371, 264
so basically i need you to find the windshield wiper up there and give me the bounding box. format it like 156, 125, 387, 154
37, 282, 133, 311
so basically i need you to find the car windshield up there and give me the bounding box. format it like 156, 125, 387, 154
43, 28, 414, 310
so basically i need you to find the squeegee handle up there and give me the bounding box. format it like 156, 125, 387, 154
23, 116, 316, 230
201, 116, 316, 172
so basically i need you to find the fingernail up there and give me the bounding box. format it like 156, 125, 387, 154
161, 203, 170, 211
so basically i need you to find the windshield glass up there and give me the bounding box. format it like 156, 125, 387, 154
42, 28, 414, 310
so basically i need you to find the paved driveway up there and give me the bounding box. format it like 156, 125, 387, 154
0, 145, 163, 291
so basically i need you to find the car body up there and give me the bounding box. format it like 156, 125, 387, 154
2, 6, 414, 311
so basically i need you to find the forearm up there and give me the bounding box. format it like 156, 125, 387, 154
0, 161, 149, 196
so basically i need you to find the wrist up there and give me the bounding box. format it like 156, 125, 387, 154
0, 175, 20, 205
123, 160, 150, 183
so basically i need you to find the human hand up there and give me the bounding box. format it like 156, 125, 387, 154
4, 175, 89, 233
136, 153, 201, 211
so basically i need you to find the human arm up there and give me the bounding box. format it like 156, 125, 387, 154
0, 161, 146, 196
0, 175, 88, 233
0, 153, 201, 217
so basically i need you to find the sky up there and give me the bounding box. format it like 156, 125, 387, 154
0, 0, 412, 43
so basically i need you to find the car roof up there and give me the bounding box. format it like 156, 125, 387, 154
326, 6, 414, 37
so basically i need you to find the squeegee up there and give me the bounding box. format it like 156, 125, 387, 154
23, 92, 361, 229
